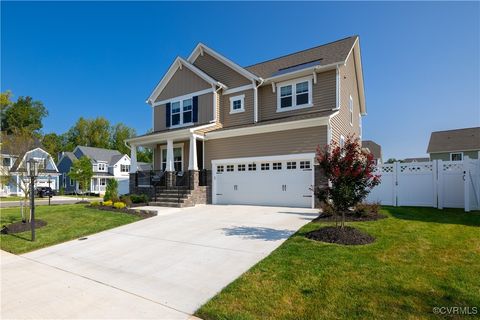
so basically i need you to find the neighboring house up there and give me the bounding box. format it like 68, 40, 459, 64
427, 127, 480, 161
0, 147, 59, 196
403, 157, 430, 163
57, 146, 132, 195
126, 35, 366, 208
362, 140, 382, 165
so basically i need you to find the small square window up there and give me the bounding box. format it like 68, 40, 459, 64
273, 162, 282, 170
217, 165, 224, 173
238, 164, 246, 171
226, 165, 234, 172
230, 95, 245, 113
248, 163, 256, 171
287, 162, 296, 169
261, 163, 270, 171
450, 153, 463, 161
300, 161, 311, 169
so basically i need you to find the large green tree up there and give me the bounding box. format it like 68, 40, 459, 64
111, 123, 136, 155
68, 156, 93, 199
65, 117, 111, 149
1, 94, 48, 136
42, 133, 67, 162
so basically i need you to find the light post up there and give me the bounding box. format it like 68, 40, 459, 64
27, 159, 39, 241
48, 174, 52, 206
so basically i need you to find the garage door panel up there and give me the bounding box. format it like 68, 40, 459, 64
214, 157, 313, 208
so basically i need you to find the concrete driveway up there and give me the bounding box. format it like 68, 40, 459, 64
1, 205, 318, 319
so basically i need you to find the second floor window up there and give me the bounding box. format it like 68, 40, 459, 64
277, 77, 312, 112
120, 164, 130, 173
230, 94, 245, 114
2, 157, 11, 167
98, 163, 106, 171
171, 98, 193, 127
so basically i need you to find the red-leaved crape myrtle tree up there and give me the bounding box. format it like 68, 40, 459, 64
315, 136, 381, 228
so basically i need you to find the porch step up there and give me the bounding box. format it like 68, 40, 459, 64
148, 201, 194, 208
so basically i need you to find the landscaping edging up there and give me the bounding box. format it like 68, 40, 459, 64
1, 219, 48, 234
88, 205, 157, 219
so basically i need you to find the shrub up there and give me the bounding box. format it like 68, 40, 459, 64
314, 136, 381, 228
130, 194, 149, 204
102, 200, 113, 207
104, 179, 119, 202
90, 201, 100, 207
120, 195, 132, 207
355, 202, 380, 217
113, 202, 126, 209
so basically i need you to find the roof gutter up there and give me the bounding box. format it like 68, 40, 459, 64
262, 62, 342, 84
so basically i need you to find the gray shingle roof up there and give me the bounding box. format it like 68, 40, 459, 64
427, 127, 480, 153
245, 36, 357, 79
76, 146, 122, 164
110, 154, 125, 165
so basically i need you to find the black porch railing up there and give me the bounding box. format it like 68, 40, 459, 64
199, 169, 208, 186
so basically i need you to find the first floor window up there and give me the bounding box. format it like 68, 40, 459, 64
120, 164, 130, 173
161, 147, 183, 171
450, 153, 463, 161
70, 177, 74, 186
100, 178, 106, 186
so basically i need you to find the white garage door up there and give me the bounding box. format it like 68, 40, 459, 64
213, 154, 314, 208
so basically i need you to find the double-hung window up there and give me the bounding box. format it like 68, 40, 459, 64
277, 77, 312, 112
171, 98, 193, 127
98, 163, 106, 171
120, 164, 130, 173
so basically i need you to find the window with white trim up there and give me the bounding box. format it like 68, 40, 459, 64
340, 135, 345, 148
229, 94, 245, 114
238, 164, 246, 171
450, 153, 463, 161
248, 163, 256, 171
98, 163, 106, 171
100, 178, 106, 186
161, 147, 183, 171
70, 177, 74, 186
120, 164, 130, 173
171, 98, 193, 127
349, 95, 353, 126
273, 162, 282, 170
226, 165, 234, 172
277, 77, 312, 111
300, 161, 311, 169
286, 162, 296, 169
217, 165, 224, 173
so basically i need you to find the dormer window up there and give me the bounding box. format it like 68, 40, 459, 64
277, 77, 312, 112
230, 94, 245, 114
98, 163, 106, 171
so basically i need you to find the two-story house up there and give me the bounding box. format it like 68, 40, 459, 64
57, 146, 133, 195
127, 35, 366, 208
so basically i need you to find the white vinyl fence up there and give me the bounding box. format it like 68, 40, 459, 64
366, 157, 480, 212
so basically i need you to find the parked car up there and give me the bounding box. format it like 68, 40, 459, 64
35, 187, 55, 198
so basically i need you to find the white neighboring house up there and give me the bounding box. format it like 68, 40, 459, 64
0, 147, 60, 197
56, 146, 137, 195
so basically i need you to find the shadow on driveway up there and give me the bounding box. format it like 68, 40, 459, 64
221, 226, 294, 241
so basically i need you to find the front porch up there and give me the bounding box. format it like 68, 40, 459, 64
126, 129, 211, 207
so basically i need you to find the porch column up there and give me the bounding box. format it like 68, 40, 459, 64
166, 139, 174, 172
188, 135, 198, 171
130, 144, 138, 173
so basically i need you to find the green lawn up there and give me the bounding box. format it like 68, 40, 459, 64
0, 204, 140, 254
196, 207, 480, 320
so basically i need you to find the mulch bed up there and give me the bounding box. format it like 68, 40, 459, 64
1, 219, 48, 234
314, 211, 386, 222
90, 205, 157, 219
306, 226, 375, 245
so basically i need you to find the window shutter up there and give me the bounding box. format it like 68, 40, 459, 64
192, 96, 198, 123
165, 102, 171, 127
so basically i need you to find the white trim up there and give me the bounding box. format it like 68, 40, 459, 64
327, 119, 332, 144
152, 88, 213, 107
344, 36, 359, 67
169, 97, 194, 128
16, 147, 59, 173
229, 94, 245, 114
276, 76, 313, 113
223, 84, 254, 95
206, 113, 336, 140
335, 65, 340, 110
450, 152, 463, 161
160, 143, 184, 171
187, 43, 261, 81
147, 57, 226, 105
263, 63, 339, 84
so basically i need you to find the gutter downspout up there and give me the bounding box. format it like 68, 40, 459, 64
211, 85, 223, 123
253, 78, 264, 123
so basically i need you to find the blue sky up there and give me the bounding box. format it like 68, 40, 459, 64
2, 1, 479, 159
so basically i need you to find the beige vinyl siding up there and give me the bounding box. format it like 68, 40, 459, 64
258, 70, 336, 123
430, 151, 479, 161
153, 93, 214, 132
155, 67, 211, 103
193, 52, 251, 88
221, 89, 254, 128
153, 140, 190, 171
330, 55, 361, 144
204, 126, 328, 169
